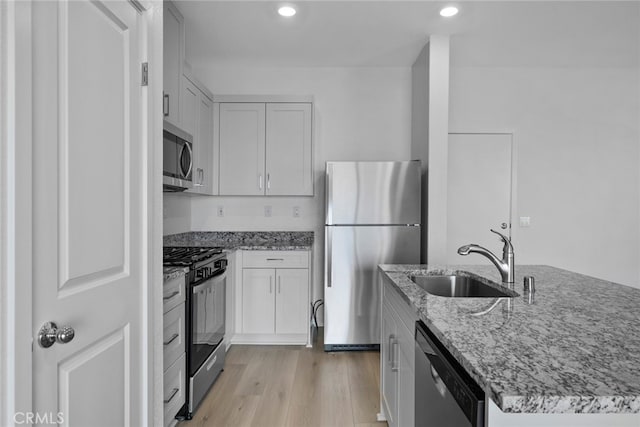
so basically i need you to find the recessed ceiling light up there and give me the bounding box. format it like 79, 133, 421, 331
278, 6, 296, 17
440, 6, 459, 17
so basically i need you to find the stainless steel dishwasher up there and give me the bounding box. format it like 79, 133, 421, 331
415, 320, 485, 427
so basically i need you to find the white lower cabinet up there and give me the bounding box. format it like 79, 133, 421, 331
234, 250, 310, 345
241, 268, 276, 334
163, 273, 186, 426
380, 277, 416, 427
163, 353, 186, 427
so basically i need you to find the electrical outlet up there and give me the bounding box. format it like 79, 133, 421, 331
293, 206, 300, 218
264, 206, 272, 217
519, 216, 531, 227
217, 206, 224, 217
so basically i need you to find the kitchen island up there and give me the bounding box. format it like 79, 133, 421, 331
380, 264, 640, 426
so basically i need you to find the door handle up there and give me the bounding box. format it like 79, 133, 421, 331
326, 227, 333, 288
164, 388, 179, 404
163, 291, 179, 300
388, 334, 394, 364
267, 173, 271, 190
163, 93, 170, 117
278, 276, 281, 294
259, 174, 263, 190
38, 321, 75, 348
391, 337, 399, 372
269, 276, 272, 294
163, 333, 179, 346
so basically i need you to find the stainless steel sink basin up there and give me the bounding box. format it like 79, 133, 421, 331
410, 274, 517, 298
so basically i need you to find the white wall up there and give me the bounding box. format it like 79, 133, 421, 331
163, 193, 191, 236
188, 65, 413, 309
449, 66, 640, 287
412, 43, 429, 263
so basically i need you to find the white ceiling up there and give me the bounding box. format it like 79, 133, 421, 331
177, 1, 640, 68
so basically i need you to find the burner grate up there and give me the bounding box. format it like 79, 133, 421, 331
163, 246, 223, 266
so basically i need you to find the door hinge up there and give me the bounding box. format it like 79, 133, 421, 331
141, 62, 148, 86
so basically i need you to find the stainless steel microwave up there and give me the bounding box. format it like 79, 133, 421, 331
163, 121, 193, 192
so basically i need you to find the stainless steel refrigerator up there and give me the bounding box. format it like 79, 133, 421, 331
324, 161, 421, 351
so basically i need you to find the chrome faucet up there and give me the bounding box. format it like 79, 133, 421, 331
458, 229, 515, 285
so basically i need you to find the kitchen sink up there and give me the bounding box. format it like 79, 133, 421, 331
410, 274, 518, 298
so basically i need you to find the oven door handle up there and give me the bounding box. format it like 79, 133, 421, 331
192, 272, 226, 293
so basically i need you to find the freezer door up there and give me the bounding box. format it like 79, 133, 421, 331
326, 161, 421, 225
324, 225, 420, 347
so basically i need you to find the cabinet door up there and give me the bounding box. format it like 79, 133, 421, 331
219, 103, 266, 195
275, 269, 309, 335
397, 327, 415, 427
181, 78, 199, 194
381, 302, 398, 427
197, 94, 216, 195
181, 77, 198, 139
265, 103, 313, 196
242, 269, 275, 334
163, 1, 183, 125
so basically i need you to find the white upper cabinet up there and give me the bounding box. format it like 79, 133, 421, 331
182, 73, 216, 195
265, 103, 313, 196
218, 100, 313, 196
197, 95, 215, 195
181, 77, 198, 141
163, 1, 184, 126
219, 103, 267, 196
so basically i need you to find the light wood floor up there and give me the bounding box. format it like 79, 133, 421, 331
181, 333, 387, 427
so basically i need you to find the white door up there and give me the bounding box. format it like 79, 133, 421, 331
241, 269, 275, 334
32, 1, 147, 425
275, 269, 308, 335
218, 103, 266, 195
446, 133, 512, 264
265, 103, 313, 196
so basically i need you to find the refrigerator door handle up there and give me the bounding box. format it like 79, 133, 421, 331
326, 226, 333, 288
326, 163, 333, 224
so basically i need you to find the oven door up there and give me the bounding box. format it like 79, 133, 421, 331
190, 272, 226, 376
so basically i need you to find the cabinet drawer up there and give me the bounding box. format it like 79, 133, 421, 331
163, 353, 186, 427
163, 273, 186, 314
242, 250, 308, 268
163, 303, 185, 371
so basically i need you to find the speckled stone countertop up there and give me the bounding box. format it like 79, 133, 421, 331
163, 266, 188, 282
163, 231, 313, 251
379, 264, 640, 414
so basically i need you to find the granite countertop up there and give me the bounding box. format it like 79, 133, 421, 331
163, 265, 188, 282
379, 264, 640, 414
163, 231, 313, 251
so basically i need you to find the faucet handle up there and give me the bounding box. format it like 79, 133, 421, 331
490, 229, 514, 252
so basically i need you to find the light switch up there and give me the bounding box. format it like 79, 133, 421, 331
519, 217, 531, 227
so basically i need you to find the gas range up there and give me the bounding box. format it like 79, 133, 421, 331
163, 246, 228, 419
163, 246, 224, 267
